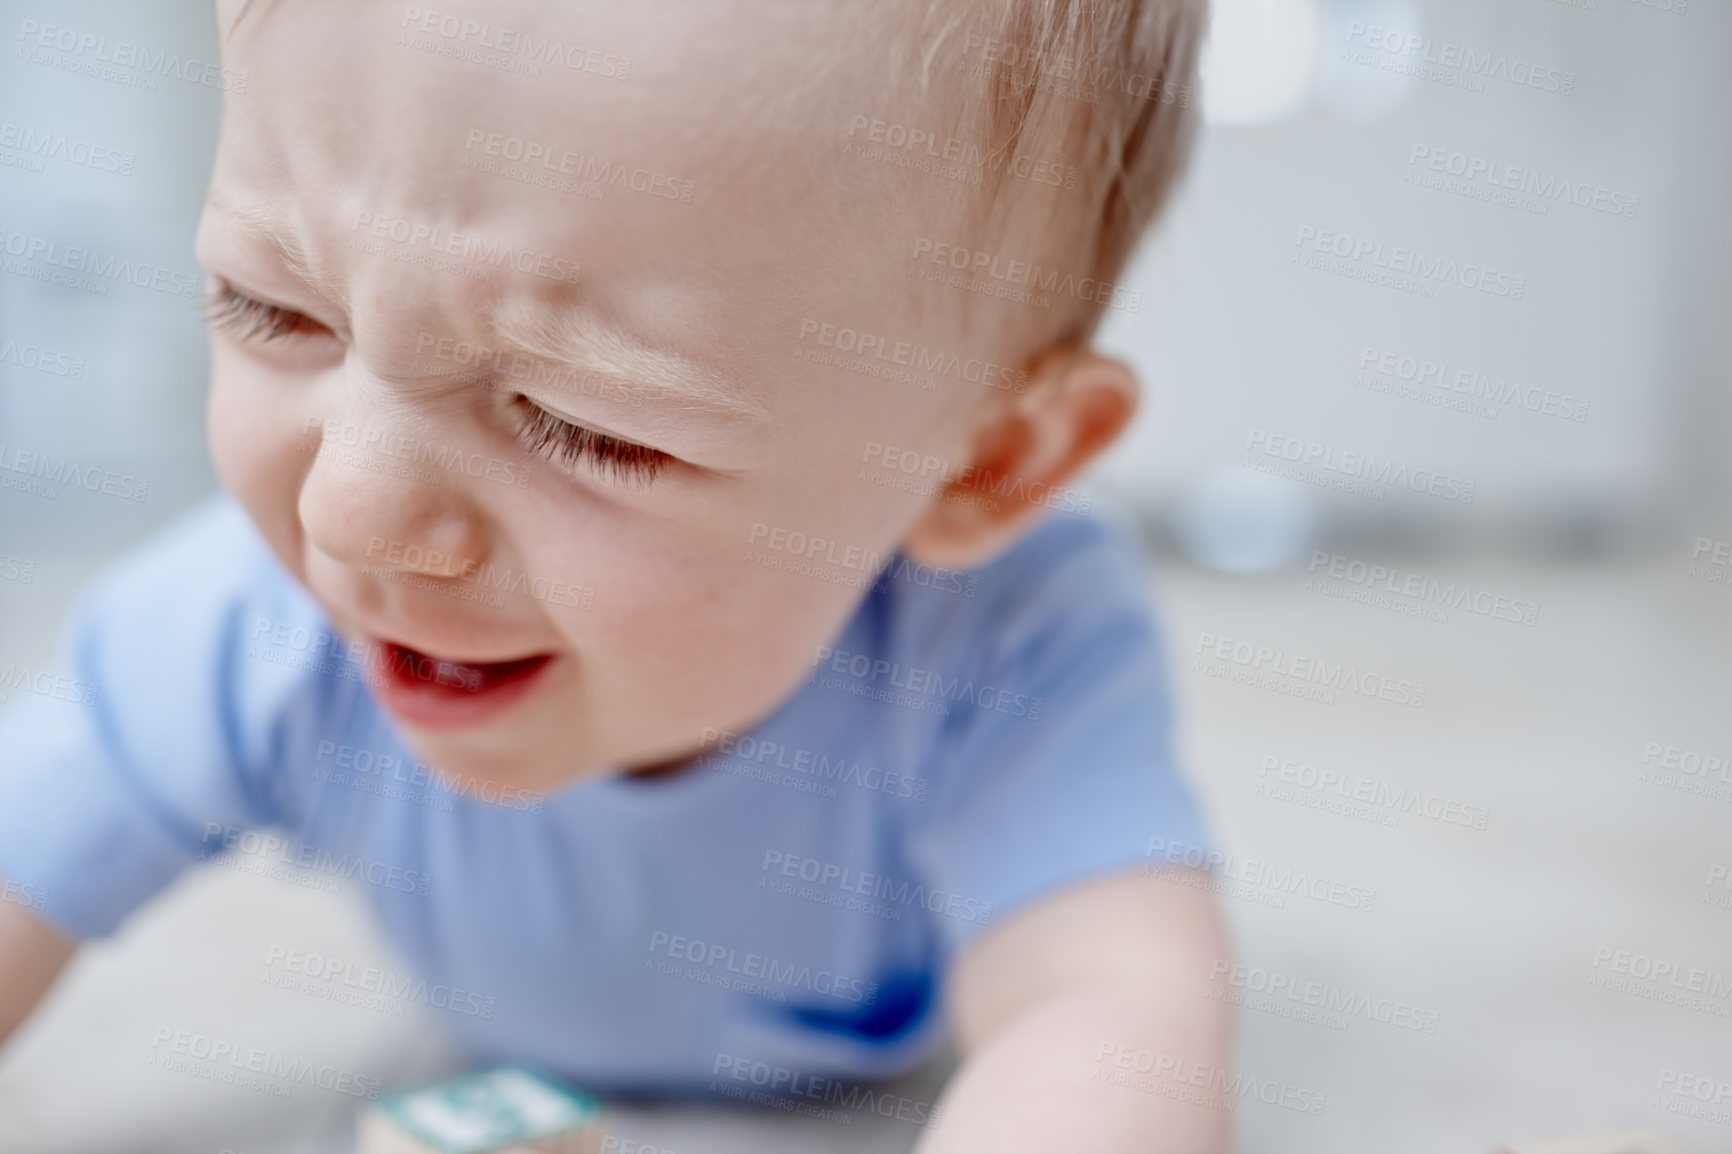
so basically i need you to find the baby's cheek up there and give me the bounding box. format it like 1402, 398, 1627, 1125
707, 555, 865, 694
206, 350, 316, 561
616, 546, 821, 703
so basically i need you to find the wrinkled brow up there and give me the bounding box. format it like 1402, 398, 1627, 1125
203, 189, 349, 310
489, 298, 773, 422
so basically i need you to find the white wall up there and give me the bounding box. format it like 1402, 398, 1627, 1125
1093, 0, 1723, 537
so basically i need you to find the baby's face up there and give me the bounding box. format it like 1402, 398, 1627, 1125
199, 0, 1000, 790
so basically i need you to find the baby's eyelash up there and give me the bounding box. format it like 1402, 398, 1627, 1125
204, 280, 323, 342
513, 397, 668, 486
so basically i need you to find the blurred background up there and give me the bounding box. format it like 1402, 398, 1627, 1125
2, 0, 1729, 1151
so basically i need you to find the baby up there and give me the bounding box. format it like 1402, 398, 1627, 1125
0, 0, 1230, 1149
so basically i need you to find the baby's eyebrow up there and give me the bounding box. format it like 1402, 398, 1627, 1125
203, 189, 344, 308
206, 190, 768, 424
488, 299, 772, 423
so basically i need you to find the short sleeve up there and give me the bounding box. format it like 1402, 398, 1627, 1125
0, 498, 309, 940
900, 515, 1211, 959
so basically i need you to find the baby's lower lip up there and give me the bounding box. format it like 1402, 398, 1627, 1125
366, 639, 556, 729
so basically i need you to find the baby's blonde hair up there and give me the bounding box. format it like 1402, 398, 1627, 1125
895, 0, 1207, 349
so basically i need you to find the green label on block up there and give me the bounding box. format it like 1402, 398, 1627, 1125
379, 1066, 603, 1153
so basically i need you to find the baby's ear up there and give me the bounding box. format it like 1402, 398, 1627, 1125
899, 347, 1138, 571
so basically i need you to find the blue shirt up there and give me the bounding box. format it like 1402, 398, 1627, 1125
0, 495, 1207, 1093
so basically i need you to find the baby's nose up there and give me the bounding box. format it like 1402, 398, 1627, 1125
297, 428, 494, 579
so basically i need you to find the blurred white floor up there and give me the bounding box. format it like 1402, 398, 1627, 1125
1, 551, 1728, 1154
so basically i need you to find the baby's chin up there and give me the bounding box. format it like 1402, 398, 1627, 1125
379, 680, 723, 797
390, 719, 617, 800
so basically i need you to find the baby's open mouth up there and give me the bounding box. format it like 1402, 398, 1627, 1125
367, 638, 557, 728
382, 641, 550, 691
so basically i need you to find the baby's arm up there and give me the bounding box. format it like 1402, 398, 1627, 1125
0, 890, 76, 1048
920, 871, 1231, 1154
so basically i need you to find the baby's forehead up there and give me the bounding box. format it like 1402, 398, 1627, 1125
223, 2, 941, 246
223, 1, 904, 153
212, 1, 1013, 420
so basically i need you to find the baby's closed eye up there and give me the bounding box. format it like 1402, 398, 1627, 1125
204, 278, 329, 343
510, 396, 670, 486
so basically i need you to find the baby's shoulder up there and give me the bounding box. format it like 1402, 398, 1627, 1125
80, 494, 310, 624
68, 494, 326, 691
877, 507, 1159, 675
